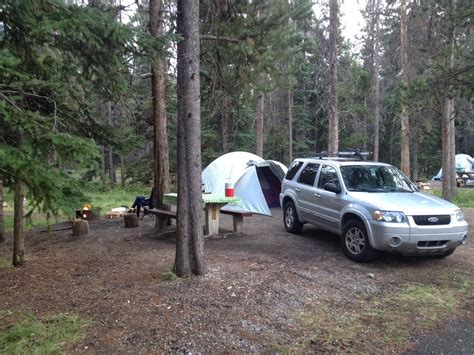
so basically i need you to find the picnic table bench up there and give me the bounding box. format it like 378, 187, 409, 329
163, 193, 243, 236
220, 210, 252, 233
143, 207, 177, 219
142, 207, 177, 234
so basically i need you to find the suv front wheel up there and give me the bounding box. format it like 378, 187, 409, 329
284, 201, 303, 234
341, 219, 378, 262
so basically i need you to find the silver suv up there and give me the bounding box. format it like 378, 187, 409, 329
280, 158, 469, 262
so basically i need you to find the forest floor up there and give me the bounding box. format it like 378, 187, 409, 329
1, 208, 473, 353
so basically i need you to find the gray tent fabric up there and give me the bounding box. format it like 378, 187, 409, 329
433, 154, 474, 180
202, 152, 287, 216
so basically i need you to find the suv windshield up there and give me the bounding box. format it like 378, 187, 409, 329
340, 165, 416, 193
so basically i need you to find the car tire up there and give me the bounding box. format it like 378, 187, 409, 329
433, 248, 456, 259
341, 219, 379, 262
284, 201, 303, 234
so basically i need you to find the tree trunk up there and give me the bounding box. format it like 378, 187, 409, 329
0, 179, 4, 243
220, 95, 230, 154
288, 89, 294, 163
100, 145, 107, 189
372, 0, 382, 161
328, 0, 339, 156
123, 213, 138, 228
412, 126, 419, 181
150, 0, 170, 230
72, 219, 90, 236
120, 156, 125, 187
107, 102, 115, 189
400, 0, 410, 177
175, 0, 206, 277
442, 0, 457, 201
255, 94, 264, 157
13, 177, 24, 266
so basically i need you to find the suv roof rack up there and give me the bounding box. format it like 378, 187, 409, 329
309, 150, 371, 161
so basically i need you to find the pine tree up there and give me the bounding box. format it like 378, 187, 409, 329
0, 0, 133, 265
175, 0, 207, 277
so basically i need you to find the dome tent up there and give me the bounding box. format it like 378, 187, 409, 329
201, 151, 288, 216
432, 154, 474, 180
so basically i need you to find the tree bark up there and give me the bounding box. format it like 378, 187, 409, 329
0, 179, 4, 243
175, 0, 206, 277
220, 95, 230, 154
13, 176, 24, 266
150, 0, 170, 230
288, 89, 294, 163
72, 219, 90, 236
120, 156, 125, 187
328, 0, 339, 156
100, 145, 107, 189
400, 0, 410, 177
412, 125, 419, 181
372, 0, 382, 161
255, 94, 264, 158
442, 0, 457, 200
107, 102, 115, 189
123, 213, 138, 228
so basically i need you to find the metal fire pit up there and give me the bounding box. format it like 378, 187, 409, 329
75, 204, 100, 220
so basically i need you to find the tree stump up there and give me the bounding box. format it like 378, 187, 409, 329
124, 213, 138, 228
72, 219, 89, 236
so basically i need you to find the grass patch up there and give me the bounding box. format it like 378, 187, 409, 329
2, 214, 63, 234
0, 257, 11, 270
159, 270, 180, 282
1, 184, 151, 233
0, 313, 90, 354
300, 277, 473, 353
431, 188, 474, 208
84, 183, 150, 215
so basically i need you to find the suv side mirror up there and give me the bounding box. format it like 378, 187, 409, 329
324, 182, 341, 194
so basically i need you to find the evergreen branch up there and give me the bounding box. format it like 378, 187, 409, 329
0, 92, 23, 113
25, 93, 58, 131
200, 34, 240, 43
2, 90, 58, 131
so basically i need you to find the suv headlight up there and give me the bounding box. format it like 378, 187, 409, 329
455, 210, 464, 222
374, 211, 406, 223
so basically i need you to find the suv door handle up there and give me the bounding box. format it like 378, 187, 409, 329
314, 193, 321, 198
295, 188, 301, 192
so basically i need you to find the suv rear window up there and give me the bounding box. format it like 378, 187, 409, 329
285, 161, 304, 180
297, 163, 320, 186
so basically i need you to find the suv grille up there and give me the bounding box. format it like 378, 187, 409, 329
413, 215, 451, 225
418, 240, 449, 247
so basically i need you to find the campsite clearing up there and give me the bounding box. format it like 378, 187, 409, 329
1, 209, 473, 353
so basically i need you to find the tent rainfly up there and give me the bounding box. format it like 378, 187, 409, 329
201, 151, 288, 216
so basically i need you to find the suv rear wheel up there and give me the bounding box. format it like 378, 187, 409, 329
284, 201, 303, 234
341, 219, 378, 262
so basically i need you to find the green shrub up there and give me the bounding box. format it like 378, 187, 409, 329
0, 257, 11, 270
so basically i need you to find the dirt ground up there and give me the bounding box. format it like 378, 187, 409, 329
1, 208, 473, 353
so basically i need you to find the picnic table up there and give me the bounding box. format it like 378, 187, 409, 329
163, 193, 241, 236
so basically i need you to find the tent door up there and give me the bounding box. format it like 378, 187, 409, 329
256, 166, 281, 208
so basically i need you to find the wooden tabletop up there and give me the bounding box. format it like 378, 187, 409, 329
163, 192, 241, 206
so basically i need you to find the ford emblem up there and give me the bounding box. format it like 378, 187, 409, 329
428, 217, 439, 223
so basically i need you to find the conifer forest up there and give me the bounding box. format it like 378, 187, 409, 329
0, 1, 473, 258
1, 1, 474, 352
